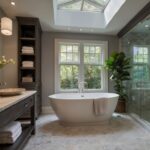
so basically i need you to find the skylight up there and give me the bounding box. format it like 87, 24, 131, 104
57, 0, 111, 12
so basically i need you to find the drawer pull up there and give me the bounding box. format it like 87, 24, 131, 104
24, 103, 29, 108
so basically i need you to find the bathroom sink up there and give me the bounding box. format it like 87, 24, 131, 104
0, 88, 26, 96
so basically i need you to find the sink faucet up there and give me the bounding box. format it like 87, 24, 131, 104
78, 81, 86, 93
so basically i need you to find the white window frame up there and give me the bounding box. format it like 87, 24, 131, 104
132, 45, 150, 88
55, 39, 108, 93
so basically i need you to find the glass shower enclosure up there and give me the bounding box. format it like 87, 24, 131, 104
121, 15, 150, 122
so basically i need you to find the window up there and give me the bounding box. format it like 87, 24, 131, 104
57, 0, 110, 12
55, 39, 108, 92
132, 46, 150, 88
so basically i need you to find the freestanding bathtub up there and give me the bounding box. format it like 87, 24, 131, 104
49, 93, 119, 126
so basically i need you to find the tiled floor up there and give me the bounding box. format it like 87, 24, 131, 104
24, 114, 150, 150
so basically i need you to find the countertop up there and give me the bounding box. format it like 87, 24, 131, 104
0, 91, 36, 112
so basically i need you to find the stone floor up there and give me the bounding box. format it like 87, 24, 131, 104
24, 114, 150, 150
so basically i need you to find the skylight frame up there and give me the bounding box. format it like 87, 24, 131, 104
57, 0, 111, 13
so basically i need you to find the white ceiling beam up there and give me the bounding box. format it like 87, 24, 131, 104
86, 0, 104, 8
58, 0, 81, 9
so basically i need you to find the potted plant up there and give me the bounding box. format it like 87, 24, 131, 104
105, 51, 131, 113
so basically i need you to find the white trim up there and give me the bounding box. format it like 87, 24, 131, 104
55, 38, 108, 93
42, 106, 55, 114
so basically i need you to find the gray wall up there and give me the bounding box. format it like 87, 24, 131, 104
0, 8, 4, 81
0, 16, 119, 107
42, 32, 119, 106
0, 8, 18, 87
2, 20, 18, 88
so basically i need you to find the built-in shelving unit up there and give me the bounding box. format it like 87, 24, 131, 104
17, 17, 42, 118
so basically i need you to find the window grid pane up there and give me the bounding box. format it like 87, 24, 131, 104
84, 65, 101, 89
133, 47, 149, 63
133, 65, 149, 81
60, 43, 79, 63
60, 65, 79, 89
84, 45, 102, 64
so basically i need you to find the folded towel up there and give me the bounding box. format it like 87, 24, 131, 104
22, 64, 34, 67
22, 77, 33, 82
22, 46, 34, 50
22, 49, 34, 54
0, 121, 21, 137
0, 126, 22, 139
0, 128, 22, 144
22, 61, 33, 64
22, 61, 34, 67
93, 98, 107, 116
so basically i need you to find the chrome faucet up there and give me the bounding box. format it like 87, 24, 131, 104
78, 81, 86, 93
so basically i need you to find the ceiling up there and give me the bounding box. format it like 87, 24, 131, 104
0, 0, 149, 35
57, 0, 110, 12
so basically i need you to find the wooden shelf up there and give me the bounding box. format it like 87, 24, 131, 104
0, 125, 34, 150
21, 82, 35, 84
20, 67, 35, 70
17, 17, 42, 120
20, 37, 35, 40
21, 53, 35, 56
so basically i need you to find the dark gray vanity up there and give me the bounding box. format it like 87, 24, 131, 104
0, 91, 36, 150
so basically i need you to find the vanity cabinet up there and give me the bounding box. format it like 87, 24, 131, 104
0, 91, 36, 150
17, 17, 42, 118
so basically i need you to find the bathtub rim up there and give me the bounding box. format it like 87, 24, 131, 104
49, 92, 119, 100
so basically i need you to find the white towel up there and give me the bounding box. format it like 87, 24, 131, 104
22, 49, 34, 54
93, 98, 107, 116
0, 126, 22, 139
22, 46, 34, 50
22, 61, 34, 67
22, 77, 33, 82
0, 121, 21, 137
22, 61, 33, 64
0, 128, 22, 144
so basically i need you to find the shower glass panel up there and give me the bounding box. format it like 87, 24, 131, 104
121, 15, 150, 122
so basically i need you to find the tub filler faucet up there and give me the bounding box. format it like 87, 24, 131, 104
78, 81, 86, 94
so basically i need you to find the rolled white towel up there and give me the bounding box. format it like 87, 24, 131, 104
0, 121, 21, 137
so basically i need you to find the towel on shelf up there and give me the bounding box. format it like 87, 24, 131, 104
93, 98, 107, 116
22, 61, 34, 67
0, 121, 22, 144
22, 46, 34, 50
22, 49, 34, 54
22, 46, 34, 54
22, 76, 33, 82
0, 128, 22, 144
0, 121, 21, 137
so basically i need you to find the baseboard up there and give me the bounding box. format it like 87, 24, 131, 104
42, 106, 55, 114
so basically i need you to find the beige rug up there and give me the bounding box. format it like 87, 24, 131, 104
24, 114, 150, 150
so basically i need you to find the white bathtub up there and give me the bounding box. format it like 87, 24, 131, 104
49, 93, 119, 126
